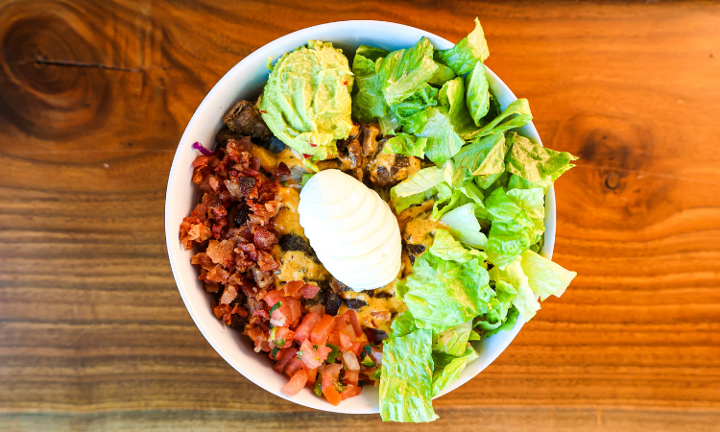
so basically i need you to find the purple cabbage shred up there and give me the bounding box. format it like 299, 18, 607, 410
192, 141, 213, 156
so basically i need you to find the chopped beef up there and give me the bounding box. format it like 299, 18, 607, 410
222, 100, 272, 140
345, 298, 368, 310
235, 202, 250, 226
323, 292, 342, 316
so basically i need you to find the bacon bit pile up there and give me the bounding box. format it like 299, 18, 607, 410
180, 136, 283, 342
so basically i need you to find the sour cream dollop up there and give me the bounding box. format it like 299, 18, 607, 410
298, 169, 402, 291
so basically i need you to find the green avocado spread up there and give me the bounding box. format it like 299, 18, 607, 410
259, 40, 354, 166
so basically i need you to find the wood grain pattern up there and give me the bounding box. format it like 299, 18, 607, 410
1, 0, 719, 430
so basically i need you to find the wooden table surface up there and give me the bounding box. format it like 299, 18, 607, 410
1, 0, 719, 430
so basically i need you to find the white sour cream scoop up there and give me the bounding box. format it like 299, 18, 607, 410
298, 169, 402, 291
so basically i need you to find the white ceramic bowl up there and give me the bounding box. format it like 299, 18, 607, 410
165, 20, 555, 414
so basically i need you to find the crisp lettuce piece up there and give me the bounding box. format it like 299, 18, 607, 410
468, 329, 482, 341
520, 250, 577, 300
383, 133, 428, 158
417, 108, 465, 166
428, 61, 457, 86
476, 305, 519, 337
454, 132, 506, 181
465, 61, 490, 126
435, 18, 489, 75
391, 186, 434, 214
484, 188, 534, 269
466, 98, 533, 141
431, 346, 479, 397
403, 252, 492, 332
392, 166, 444, 198
392, 84, 439, 126
356, 45, 390, 62
505, 133, 577, 190
380, 329, 438, 423
351, 49, 389, 122
506, 187, 545, 245
379, 112, 401, 135
388, 310, 418, 339
439, 204, 488, 250
489, 256, 540, 320
438, 77, 477, 139
431, 182, 464, 220
429, 229, 485, 263
378, 38, 439, 106
433, 319, 473, 357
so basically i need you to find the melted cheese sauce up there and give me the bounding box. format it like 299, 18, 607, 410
338, 280, 406, 334
274, 187, 304, 236
274, 248, 330, 287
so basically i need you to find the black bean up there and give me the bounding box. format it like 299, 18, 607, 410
323, 292, 342, 316
406, 243, 426, 255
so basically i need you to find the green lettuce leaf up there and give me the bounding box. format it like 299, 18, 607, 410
506, 187, 545, 246
454, 132, 506, 181
388, 310, 419, 340
356, 45, 389, 62
378, 38, 439, 106
465, 61, 490, 126
380, 329, 438, 423
505, 133, 578, 190
417, 108, 465, 166
403, 252, 493, 332
431, 346, 479, 397
520, 250, 577, 301
379, 112, 401, 136
391, 84, 439, 126
428, 61, 457, 86
351, 49, 389, 122
383, 133, 428, 158
392, 166, 444, 198
438, 77, 477, 140
489, 256, 540, 320
429, 229, 486, 263
484, 188, 534, 269
467, 98, 533, 141
433, 319, 473, 357
435, 18, 489, 75
439, 204, 488, 249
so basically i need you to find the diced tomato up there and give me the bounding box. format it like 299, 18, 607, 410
263, 289, 284, 307
299, 339, 322, 369
340, 384, 362, 400
271, 302, 292, 327
284, 358, 304, 378
302, 283, 320, 299
192, 156, 210, 168
349, 340, 367, 356
273, 327, 295, 348
327, 331, 341, 347
344, 309, 363, 337
316, 344, 332, 362
311, 314, 335, 345
338, 331, 352, 351
273, 347, 298, 374
294, 312, 322, 343
269, 348, 284, 361
322, 384, 342, 406
283, 280, 305, 298
310, 304, 325, 314
282, 369, 308, 396
344, 369, 359, 386
320, 363, 343, 405
306, 367, 318, 386
334, 314, 350, 332
284, 297, 303, 324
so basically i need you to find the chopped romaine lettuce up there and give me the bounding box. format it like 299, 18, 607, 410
439, 204, 488, 249
465, 61, 490, 125
380, 329, 438, 423
429, 229, 486, 263
388, 310, 418, 340
520, 249, 577, 300
435, 18, 489, 75
392, 166, 444, 198
431, 346, 479, 396
433, 319, 474, 357
383, 133, 428, 158
468, 98, 533, 141
417, 108, 465, 166
428, 61, 457, 86
484, 188, 535, 269
378, 38, 439, 106
351, 49, 389, 122
489, 256, 540, 320
438, 77, 477, 139
505, 133, 577, 190
403, 252, 492, 332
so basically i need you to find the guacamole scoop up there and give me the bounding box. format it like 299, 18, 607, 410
259, 41, 354, 163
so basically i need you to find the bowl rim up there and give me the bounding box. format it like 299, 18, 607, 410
165, 19, 554, 414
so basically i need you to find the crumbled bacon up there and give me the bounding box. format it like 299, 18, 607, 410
181, 119, 286, 350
